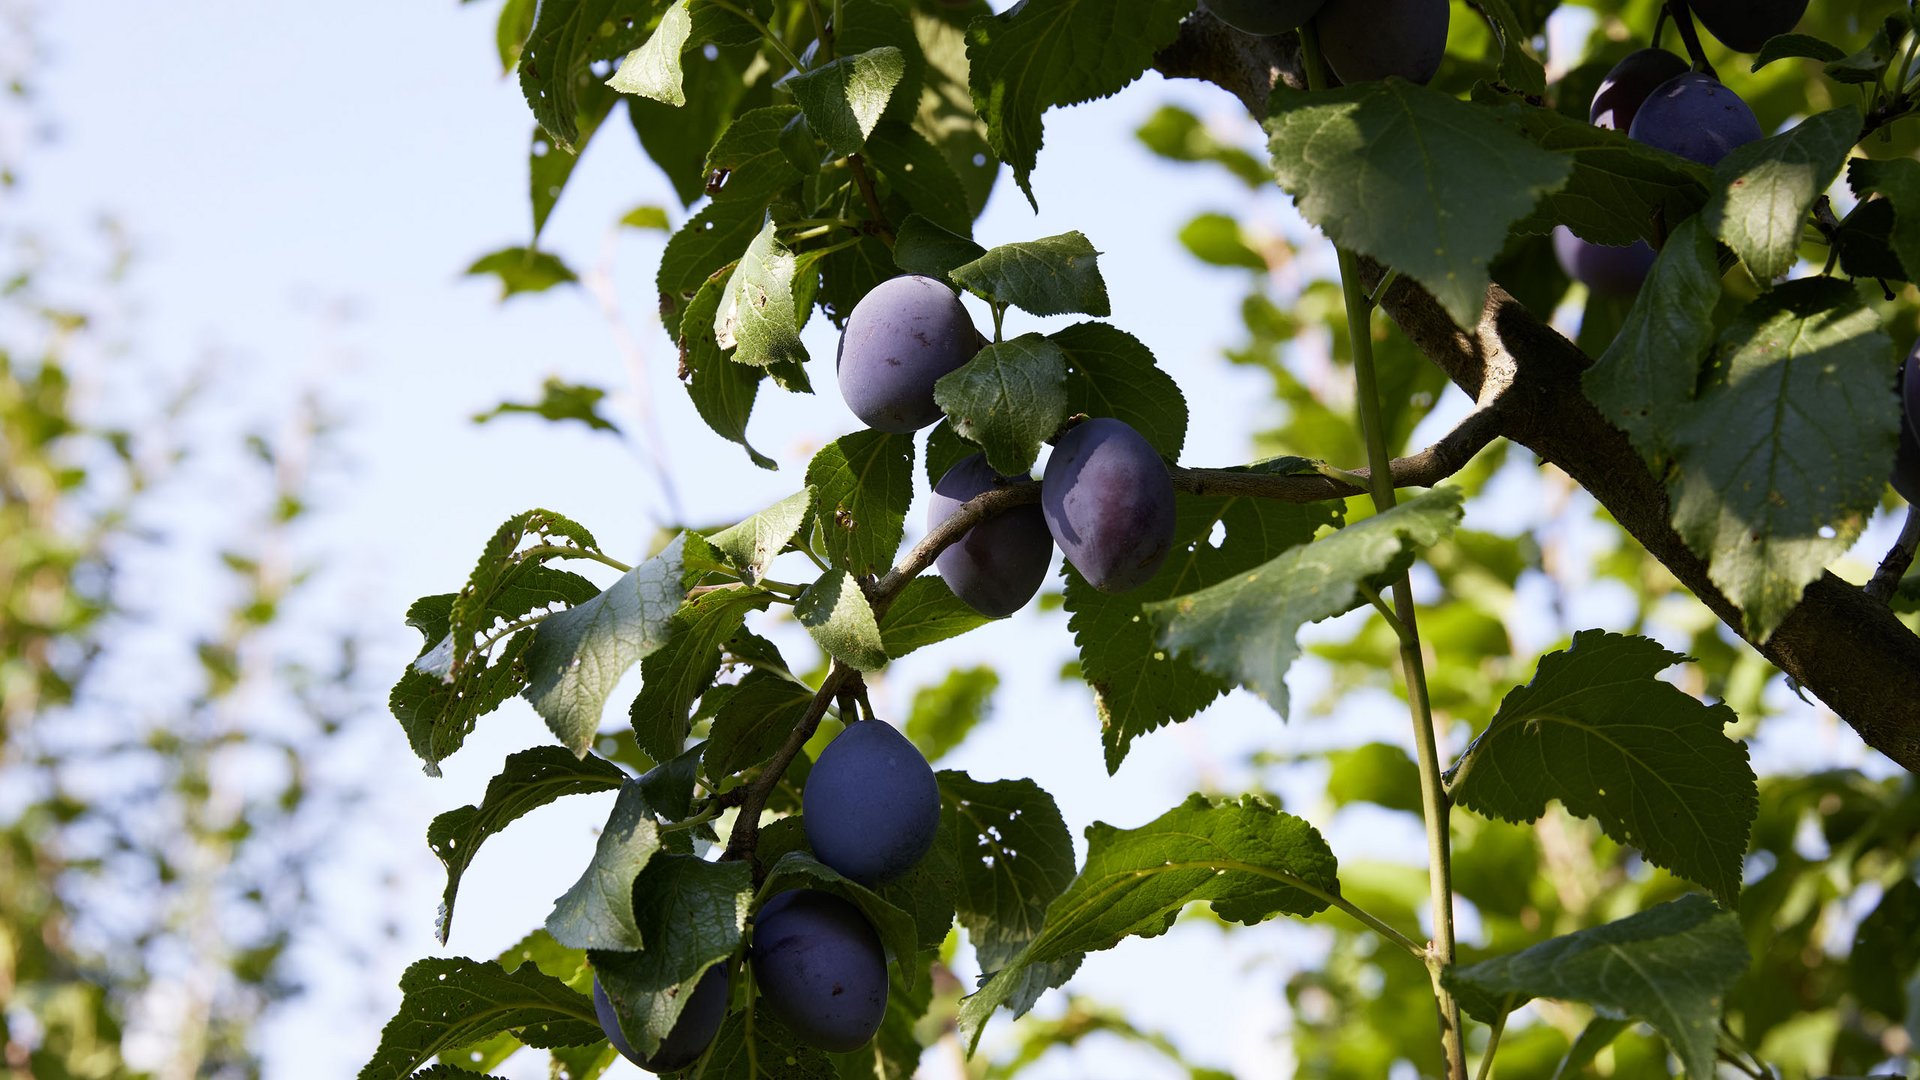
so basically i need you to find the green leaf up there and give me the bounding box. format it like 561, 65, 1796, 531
629, 43, 757, 208
1706, 108, 1860, 283
1051, 321, 1188, 458
1069, 494, 1337, 772
796, 570, 888, 672
1148, 488, 1464, 719
358, 958, 600, 1079
1849, 156, 1920, 279
473, 376, 618, 433
704, 669, 816, 779
906, 667, 997, 763
950, 231, 1110, 317
960, 794, 1337, 1048
1446, 631, 1757, 907
965, 0, 1195, 207
805, 430, 916, 577
464, 246, 578, 299
877, 577, 994, 658
864, 121, 974, 235
1826, 15, 1903, 85
938, 772, 1074, 978
1177, 212, 1266, 270
428, 747, 627, 945
1581, 215, 1721, 461
708, 489, 812, 583
784, 46, 908, 157
1488, 99, 1712, 248
1751, 33, 1847, 70
531, 55, 620, 241
702, 106, 806, 202
678, 268, 777, 470
620, 204, 671, 230
1669, 278, 1897, 642
659, 197, 768, 302
518, 0, 654, 152
606, 0, 692, 104
932, 334, 1067, 475
912, 4, 999, 216
1474, 0, 1548, 96
702, 1012, 837, 1078
1447, 895, 1749, 1079
1266, 82, 1570, 327
760, 850, 921, 968
874, 830, 961, 954
1135, 104, 1270, 188
590, 856, 751, 1058
1325, 742, 1422, 815
716, 217, 809, 369
495, 0, 537, 73
628, 587, 771, 761
524, 534, 691, 756
545, 782, 661, 952
892, 214, 988, 283
1849, 877, 1920, 1020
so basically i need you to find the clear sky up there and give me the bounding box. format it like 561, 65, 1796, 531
14, 1, 1904, 1077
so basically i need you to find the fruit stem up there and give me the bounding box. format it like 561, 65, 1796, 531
1301, 21, 1466, 1079
1474, 1011, 1508, 1080
1867, 504, 1920, 602
1664, 1, 1719, 81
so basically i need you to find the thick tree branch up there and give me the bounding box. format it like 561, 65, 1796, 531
1153, 26, 1920, 773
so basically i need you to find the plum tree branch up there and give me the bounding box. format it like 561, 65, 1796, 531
1153, 15, 1920, 774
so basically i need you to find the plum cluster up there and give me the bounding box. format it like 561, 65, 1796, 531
839, 276, 1178, 616
1202, 0, 1449, 86
1555, 41, 1763, 296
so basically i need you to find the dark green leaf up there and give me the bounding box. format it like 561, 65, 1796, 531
704, 670, 817, 779
759, 850, 921, 968
524, 535, 691, 756
708, 105, 807, 203
796, 570, 888, 671
905, 667, 997, 763
1668, 278, 1896, 641
590, 856, 751, 1058
938, 772, 1074, 980
702, 1012, 837, 1079
1070, 494, 1337, 771
629, 45, 759, 207
892, 214, 987, 283
1148, 488, 1464, 718
805, 429, 915, 576
629, 588, 770, 761
679, 269, 777, 470
1581, 215, 1722, 461
545, 782, 661, 952
1751, 33, 1847, 70
785, 46, 908, 157
473, 377, 618, 433
1446, 631, 1757, 907
1826, 16, 1901, 85
1475, 0, 1548, 96
1051, 321, 1188, 459
1849, 877, 1920, 1020
960, 794, 1337, 1048
358, 958, 600, 1080
1849, 156, 1920, 279
950, 231, 1110, 317
518, 0, 655, 151
877, 577, 994, 658
1706, 108, 1860, 283
1447, 895, 1749, 1079
1266, 83, 1571, 327
428, 747, 627, 945
1486, 98, 1712, 248
464, 246, 578, 299
965, 0, 1196, 206
864, 121, 973, 235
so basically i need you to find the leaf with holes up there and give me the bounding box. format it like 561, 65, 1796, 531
806, 430, 916, 577
716, 218, 808, 368
1445, 631, 1757, 907
518, 0, 655, 151
939, 771, 1075, 1017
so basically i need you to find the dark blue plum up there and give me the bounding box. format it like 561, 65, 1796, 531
1041, 418, 1176, 594
593, 964, 730, 1073
1689, 0, 1808, 53
1202, 0, 1327, 35
1589, 48, 1689, 132
1553, 226, 1657, 298
1895, 350, 1920, 503
836, 275, 980, 433
1627, 73, 1763, 167
803, 719, 939, 884
750, 890, 888, 1053
1314, 0, 1449, 86
928, 453, 1053, 617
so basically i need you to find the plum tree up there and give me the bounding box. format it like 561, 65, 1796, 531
749, 890, 888, 1053
1627, 72, 1763, 166
803, 718, 940, 884
1041, 418, 1175, 594
592, 965, 730, 1073
928, 453, 1054, 617
1200, 0, 1325, 36
836, 275, 980, 433
1314, 0, 1449, 86
1552, 227, 1657, 298
1688, 0, 1809, 53
1589, 48, 1690, 132
1896, 352, 1920, 503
